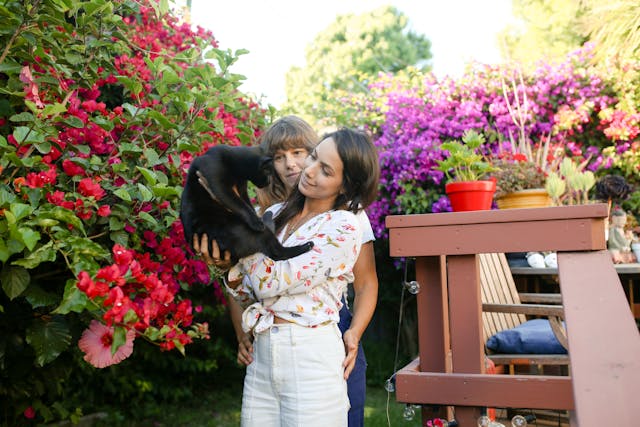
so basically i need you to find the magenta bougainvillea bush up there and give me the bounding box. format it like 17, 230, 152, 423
359, 45, 640, 238
0, 0, 268, 422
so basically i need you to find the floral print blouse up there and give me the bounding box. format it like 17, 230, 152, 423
226, 205, 362, 334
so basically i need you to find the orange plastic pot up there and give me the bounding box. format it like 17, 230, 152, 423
445, 180, 496, 212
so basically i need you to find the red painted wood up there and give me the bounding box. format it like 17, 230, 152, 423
389, 218, 606, 256
416, 256, 449, 373
447, 256, 484, 374
557, 251, 640, 427
386, 203, 608, 228
395, 358, 574, 409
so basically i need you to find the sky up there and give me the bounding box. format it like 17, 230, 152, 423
189, 1, 514, 108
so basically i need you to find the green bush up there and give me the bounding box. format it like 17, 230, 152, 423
0, 1, 268, 424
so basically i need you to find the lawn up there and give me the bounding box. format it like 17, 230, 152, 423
95, 384, 422, 427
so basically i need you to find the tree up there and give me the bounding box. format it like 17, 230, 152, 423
282, 6, 432, 129
580, 0, 640, 61
499, 0, 588, 66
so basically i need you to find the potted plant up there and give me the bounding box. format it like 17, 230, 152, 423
492, 156, 551, 209
545, 157, 596, 206
436, 130, 496, 211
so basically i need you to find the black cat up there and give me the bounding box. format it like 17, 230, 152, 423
180, 145, 313, 263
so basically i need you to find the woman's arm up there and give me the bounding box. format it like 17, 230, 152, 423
342, 241, 378, 379
229, 211, 362, 299
228, 297, 254, 365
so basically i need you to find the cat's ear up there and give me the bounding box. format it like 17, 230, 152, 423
262, 210, 275, 233
259, 156, 273, 169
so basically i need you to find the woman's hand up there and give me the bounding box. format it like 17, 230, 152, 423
237, 333, 254, 366
342, 328, 360, 380
193, 233, 232, 271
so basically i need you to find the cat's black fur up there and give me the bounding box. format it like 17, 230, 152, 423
180, 145, 313, 263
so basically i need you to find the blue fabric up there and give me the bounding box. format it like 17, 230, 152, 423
338, 297, 367, 427
486, 318, 567, 354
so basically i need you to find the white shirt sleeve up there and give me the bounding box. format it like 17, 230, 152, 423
356, 210, 375, 243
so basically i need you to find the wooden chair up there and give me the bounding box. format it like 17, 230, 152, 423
479, 252, 569, 371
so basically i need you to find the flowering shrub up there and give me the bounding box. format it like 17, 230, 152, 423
361, 45, 625, 237
0, 0, 267, 423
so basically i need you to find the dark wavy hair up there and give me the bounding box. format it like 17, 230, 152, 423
274, 127, 380, 233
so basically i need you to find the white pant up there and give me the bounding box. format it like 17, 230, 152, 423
241, 322, 349, 427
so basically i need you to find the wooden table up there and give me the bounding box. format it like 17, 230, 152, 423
511, 264, 640, 318
386, 204, 640, 427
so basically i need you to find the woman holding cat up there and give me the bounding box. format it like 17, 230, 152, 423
227, 115, 378, 427
196, 128, 379, 426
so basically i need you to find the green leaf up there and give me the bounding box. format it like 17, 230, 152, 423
138, 211, 157, 225
41, 103, 68, 117
39, 206, 85, 233
53, 279, 89, 314
142, 148, 160, 166
17, 227, 41, 251
10, 112, 35, 122
13, 126, 44, 144
111, 325, 127, 355
0, 187, 17, 206
147, 110, 176, 129
23, 284, 59, 308
0, 239, 9, 263
62, 116, 84, 128
1, 265, 30, 299
12, 241, 56, 269
10, 202, 32, 221
137, 183, 154, 202
26, 316, 71, 366
64, 236, 110, 258
113, 188, 132, 201
136, 166, 158, 185
152, 185, 180, 198
110, 230, 129, 247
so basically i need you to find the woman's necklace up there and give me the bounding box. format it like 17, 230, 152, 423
283, 211, 322, 242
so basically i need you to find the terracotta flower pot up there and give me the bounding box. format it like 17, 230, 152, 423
496, 188, 552, 210
445, 180, 496, 212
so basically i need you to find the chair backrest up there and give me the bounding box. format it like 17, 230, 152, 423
479, 253, 527, 341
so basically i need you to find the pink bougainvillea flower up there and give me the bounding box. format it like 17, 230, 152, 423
62, 159, 86, 177
19, 65, 44, 108
23, 406, 35, 419
78, 320, 135, 368
78, 177, 105, 200
97, 205, 111, 217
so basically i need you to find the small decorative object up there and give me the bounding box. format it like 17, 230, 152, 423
595, 174, 633, 214
511, 415, 528, 427
436, 130, 496, 212
477, 416, 505, 427
544, 252, 558, 268
526, 251, 546, 268
608, 208, 637, 263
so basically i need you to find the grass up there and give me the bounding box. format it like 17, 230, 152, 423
95, 384, 422, 427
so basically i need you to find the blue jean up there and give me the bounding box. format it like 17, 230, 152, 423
338, 298, 367, 427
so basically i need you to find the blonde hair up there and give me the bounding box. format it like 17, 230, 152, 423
256, 116, 318, 213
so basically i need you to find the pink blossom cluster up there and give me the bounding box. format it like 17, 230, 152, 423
366, 44, 627, 237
